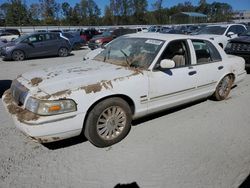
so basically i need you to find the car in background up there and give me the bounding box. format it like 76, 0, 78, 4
196, 24, 247, 49
80, 28, 100, 42
0, 29, 20, 42
2, 33, 246, 147
0, 28, 20, 36
88, 28, 136, 50
0, 32, 20, 41
0, 32, 71, 61
225, 30, 250, 69
61, 32, 85, 50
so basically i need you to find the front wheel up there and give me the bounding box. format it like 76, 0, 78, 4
58, 47, 68, 57
84, 98, 132, 147
213, 75, 233, 101
12, 50, 25, 61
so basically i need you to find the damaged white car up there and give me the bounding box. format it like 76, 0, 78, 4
2, 33, 246, 147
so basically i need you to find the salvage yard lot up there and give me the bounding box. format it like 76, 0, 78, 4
0, 49, 250, 188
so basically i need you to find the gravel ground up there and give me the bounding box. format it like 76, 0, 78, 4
0, 49, 250, 188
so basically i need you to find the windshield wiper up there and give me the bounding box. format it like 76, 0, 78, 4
120, 49, 131, 67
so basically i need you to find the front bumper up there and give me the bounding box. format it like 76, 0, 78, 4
2, 89, 85, 143
0, 48, 12, 60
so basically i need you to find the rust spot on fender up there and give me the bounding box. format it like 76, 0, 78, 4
30, 77, 43, 86
82, 83, 102, 94
4, 90, 39, 122
81, 80, 113, 94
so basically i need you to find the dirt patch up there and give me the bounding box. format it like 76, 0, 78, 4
82, 83, 102, 94
51, 90, 72, 98
113, 71, 140, 82
3, 90, 39, 122
30, 77, 43, 86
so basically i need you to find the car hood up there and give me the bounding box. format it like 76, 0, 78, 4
229, 35, 250, 43
20, 60, 141, 97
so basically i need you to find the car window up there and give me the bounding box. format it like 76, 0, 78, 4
45, 33, 58, 40
227, 25, 238, 34
192, 40, 221, 64
28, 34, 44, 43
198, 26, 227, 35
236, 26, 246, 35
158, 40, 190, 68
94, 37, 164, 69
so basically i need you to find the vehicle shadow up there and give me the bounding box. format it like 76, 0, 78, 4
0, 80, 12, 98
114, 182, 140, 188
239, 173, 250, 188
43, 134, 88, 150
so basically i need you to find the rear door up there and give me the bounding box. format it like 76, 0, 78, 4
188, 39, 226, 94
43, 33, 61, 55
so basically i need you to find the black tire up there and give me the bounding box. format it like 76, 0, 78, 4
12, 50, 25, 61
213, 75, 233, 101
84, 97, 132, 147
58, 47, 68, 57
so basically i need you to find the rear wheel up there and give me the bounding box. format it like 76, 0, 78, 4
84, 97, 132, 147
213, 75, 233, 101
58, 47, 68, 57
12, 50, 25, 61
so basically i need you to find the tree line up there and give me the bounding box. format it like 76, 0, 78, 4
0, 0, 234, 26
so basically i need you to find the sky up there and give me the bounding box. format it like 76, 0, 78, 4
2, 0, 250, 13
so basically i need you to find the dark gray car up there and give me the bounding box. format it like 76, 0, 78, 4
0, 32, 71, 61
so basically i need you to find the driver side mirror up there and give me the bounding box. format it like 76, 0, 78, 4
160, 59, 175, 69
227, 32, 235, 38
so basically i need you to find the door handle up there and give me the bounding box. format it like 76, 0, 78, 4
188, 71, 197, 75
218, 66, 224, 70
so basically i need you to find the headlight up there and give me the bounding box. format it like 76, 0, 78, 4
6, 46, 14, 51
95, 39, 101, 43
26, 97, 77, 115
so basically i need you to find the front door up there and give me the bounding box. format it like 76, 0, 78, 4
148, 40, 199, 114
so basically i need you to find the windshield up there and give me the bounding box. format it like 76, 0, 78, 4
198, 26, 228, 35
93, 37, 164, 69
240, 30, 250, 36
13, 34, 29, 43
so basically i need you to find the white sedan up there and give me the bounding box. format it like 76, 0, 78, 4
2, 33, 246, 147
196, 24, 247, 49
0, 32, 19, 41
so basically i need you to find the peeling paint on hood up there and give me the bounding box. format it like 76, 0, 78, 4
20, 60, 142, 96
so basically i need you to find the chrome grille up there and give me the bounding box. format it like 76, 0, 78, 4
10, 79, 28, 105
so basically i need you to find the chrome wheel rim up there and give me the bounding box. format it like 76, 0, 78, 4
13, 51, 24, 61
218, 76, 231, 97
97, 106, 127, 140
59, 48, 68, 56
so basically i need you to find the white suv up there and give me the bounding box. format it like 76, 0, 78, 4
197, 24, 247, 49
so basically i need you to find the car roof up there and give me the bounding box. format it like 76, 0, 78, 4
123, 32, 211, 41
206, 24, 245, 27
